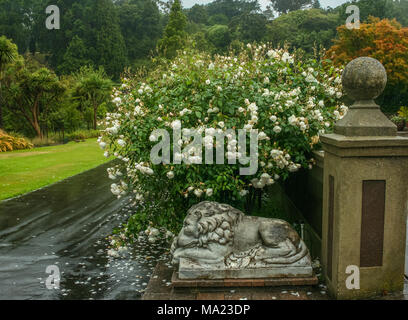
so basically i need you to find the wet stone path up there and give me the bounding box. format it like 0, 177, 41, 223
0, 162, 406, 300
0, 162, 170, 300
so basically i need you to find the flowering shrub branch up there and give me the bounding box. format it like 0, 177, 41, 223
99, 44, 346, 233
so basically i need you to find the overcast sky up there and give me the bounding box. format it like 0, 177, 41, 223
182, 0, 351, 10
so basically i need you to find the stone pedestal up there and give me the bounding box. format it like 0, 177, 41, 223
321, 57, 408, 299
170, 201, 316, 286
178, 256, 313, 280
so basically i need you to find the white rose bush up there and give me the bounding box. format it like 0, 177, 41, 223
99, 44, 346, 234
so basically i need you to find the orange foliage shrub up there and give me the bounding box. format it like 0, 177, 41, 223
326, 17, 408, 112
0, 130, 33, 152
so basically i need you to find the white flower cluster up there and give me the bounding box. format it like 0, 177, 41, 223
180, 108, 192, 116
144, 226, 174, 243
107, 167, 123, 180
137, 83, 152, 96
183, 186, 214, 199
110, 181, 128, 197
288, 115, 309, 132
270, 149, 301, 173
135, 162, 154, 175
251, 172, 276, 189
100, 44, 345, 203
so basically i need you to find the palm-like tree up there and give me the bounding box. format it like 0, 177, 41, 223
0, 36, 18, 129
72, 66, 113, 130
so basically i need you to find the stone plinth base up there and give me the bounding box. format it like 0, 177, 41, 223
142, 263, 407, 300
172, 271, 318, 288
178, 256, 313, 280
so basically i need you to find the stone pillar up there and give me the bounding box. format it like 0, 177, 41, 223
320, 57, 408, 299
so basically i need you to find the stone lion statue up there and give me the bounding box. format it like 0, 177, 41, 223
171, 202, 311, 273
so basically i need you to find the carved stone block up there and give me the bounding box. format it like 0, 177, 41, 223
171, 201, 313, 280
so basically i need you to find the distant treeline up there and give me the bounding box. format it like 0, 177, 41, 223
1, 0, 407, 80
0, 0, 407, 140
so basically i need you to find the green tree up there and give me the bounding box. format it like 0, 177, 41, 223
266, 9, 340, 54
207, 25, 231, 51
229, 13, 268, 43
312, 0, 321, 9
72, 66, 113, 130
187, 4, 208, 24
0, 0, 41, 53
32, 0, 127, 79
0, 36, 18, 129
117, 0, 162, 63
4, 60, 66, 138
269, 0, 313, 14
192, 32, 215, 53
47, 76, 83, 137
206, 0, 260, 20
391, 0, 408, 26
58, 36, 92, 74
158, 0, 187, 59
208, 14, 229, 26
332, 0, 408, 26
89, 0, 128, 79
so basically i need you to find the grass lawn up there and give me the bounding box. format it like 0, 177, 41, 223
0, 138, 112, 201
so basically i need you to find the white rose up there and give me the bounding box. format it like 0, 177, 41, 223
167, 171, 175, 179
258, 132, 268, 140
171, 120, 182, 130
288, 115, 298, 126
273, 126, 282, 134
305, 74, 317, 83
194, 189, 203, 198
240, 190, 249, 197
206, 188, 214, 197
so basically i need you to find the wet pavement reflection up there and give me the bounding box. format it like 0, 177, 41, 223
0, 162, 170, 300
0, 162, 406, 300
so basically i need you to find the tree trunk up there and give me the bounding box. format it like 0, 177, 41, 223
32, 106, 42, 139
0, 80, 3, 129
32, 95, 43, 139
33, 121, 42, 139
93, 105, 97, 130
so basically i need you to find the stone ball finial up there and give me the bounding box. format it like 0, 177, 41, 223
342, 57, 387, 101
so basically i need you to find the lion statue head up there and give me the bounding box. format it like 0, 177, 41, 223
170, 201, 244, 265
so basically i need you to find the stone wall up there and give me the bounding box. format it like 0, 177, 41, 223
282, 150, 324, 260
283, 131, 407, 259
